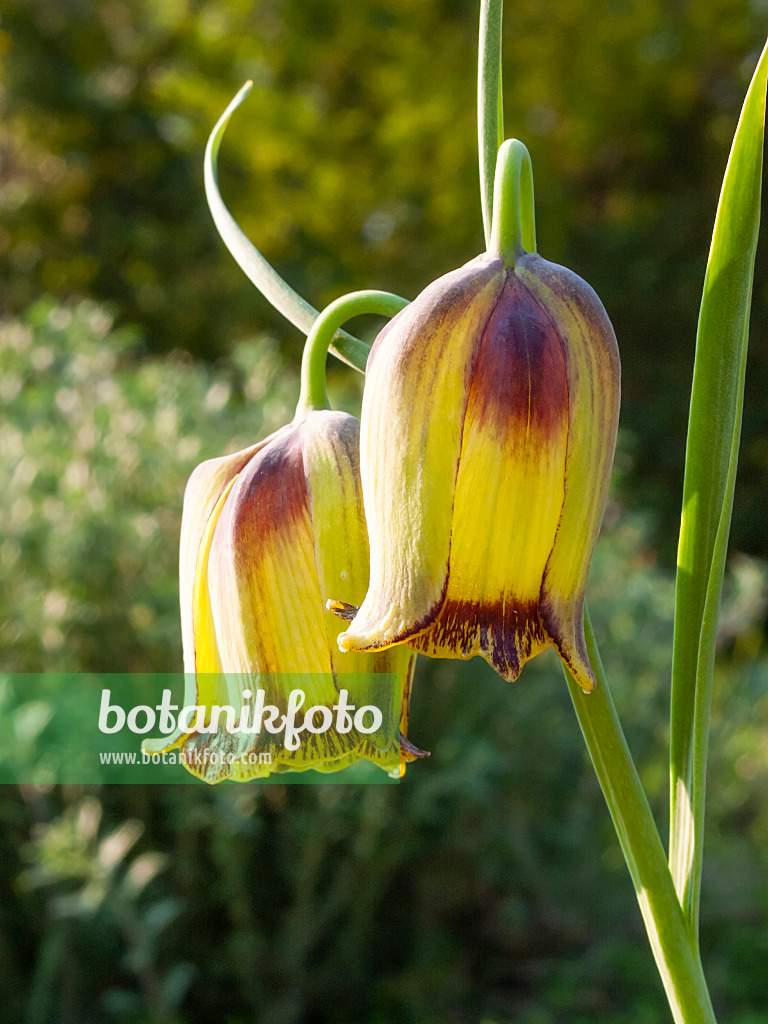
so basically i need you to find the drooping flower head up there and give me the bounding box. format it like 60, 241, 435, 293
148, 409, 423, 783
332, 238, 620, 693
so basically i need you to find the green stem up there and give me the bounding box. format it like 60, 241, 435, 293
295, 290, 409, 418
488, 139, 536, 265
565, 608, 717, 1024
478, 0, 504, 245
204, 83, 370, 373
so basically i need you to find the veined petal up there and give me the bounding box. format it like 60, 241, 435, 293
172, 419, 420, 782
179, 432, 282, 673
517, 255, 620, 692
209, 427, 334, 680
411, 272, 569, 680
299, 411, 371, 671
159, 363, 430, 780
177, 667, 407, 784
147, 478, 253, 764
161, 427, 340, 779
181, 430, 360, 781
300, 410, 423, 771
338, 256, 506, 651
193, 476, 237, 676
145, 472, 241, 759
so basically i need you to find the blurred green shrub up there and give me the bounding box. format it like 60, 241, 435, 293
2, 0, 768, 557
0, 297, 299, 672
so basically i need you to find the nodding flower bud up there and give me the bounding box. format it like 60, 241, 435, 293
149, 410, 424, 782
330, 249, 620, 694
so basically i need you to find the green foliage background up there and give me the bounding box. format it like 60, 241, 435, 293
1, 1, 768, 1021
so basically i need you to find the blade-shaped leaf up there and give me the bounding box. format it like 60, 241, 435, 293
669, 39, 768, 945
204, 83, 370, 372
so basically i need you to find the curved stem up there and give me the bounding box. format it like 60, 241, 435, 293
478, 0, 504, 245
204, 83, 370, 373
489, 139, 536, 266
295, 290, 410, 419
564, 607, 716, 1024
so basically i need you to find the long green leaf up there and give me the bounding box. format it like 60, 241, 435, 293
204, 82, 370, 373
669, 39, 768, 946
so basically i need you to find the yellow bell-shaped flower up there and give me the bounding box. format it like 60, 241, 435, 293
332, 239, 620, 693
147, 409, 422, 783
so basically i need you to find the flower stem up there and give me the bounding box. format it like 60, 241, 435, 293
564, 607, 717, 1024
205, 83, 371, 373
488, 138, 536, 266
478, 0, 504, 245
295, 290, 409, 418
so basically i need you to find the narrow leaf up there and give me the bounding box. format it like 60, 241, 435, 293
204, 83, 370, 372
669, 39, 768, 944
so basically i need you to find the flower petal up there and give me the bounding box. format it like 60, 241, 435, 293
411, 272, 569, 680
518, 255, 620, 692
301, 411, 422, 771
209, 426, 333, 677
165, 415, 421, 781
179, 432, 282, 673
338, 256, 506, 651
299, 412, 370, 670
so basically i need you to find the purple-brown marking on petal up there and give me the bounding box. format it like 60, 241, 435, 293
400, 733, 430, 761
227, 426, 309, 560
339, 258, 506, 652
411, 597, 549, 682
365, 258, 505, 379
539, 588, 591, 674
518, 254, 620, 378
470, 270, 569, 439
